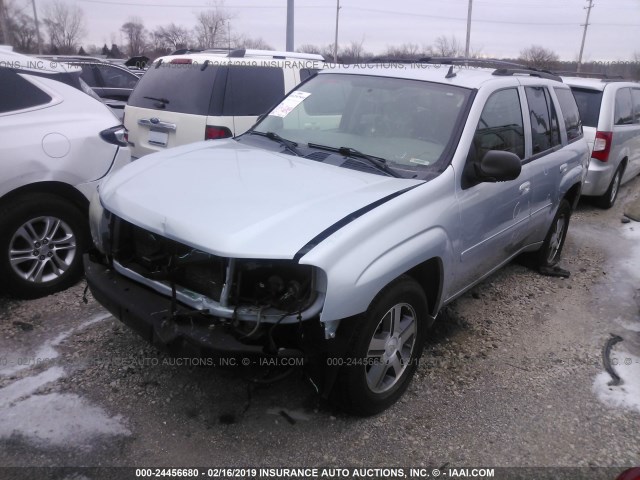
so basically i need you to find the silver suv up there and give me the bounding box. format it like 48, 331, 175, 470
85, 61, 588, 415
562, 77, 640, 208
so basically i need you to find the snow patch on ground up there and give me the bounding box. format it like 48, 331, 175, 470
0, 312, 111, 378
0, 393, 129, 447
593, 351, 640, 414
0, 312, 129, 447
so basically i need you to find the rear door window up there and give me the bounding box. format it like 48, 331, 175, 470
569, 87, 602, 128
554, 87, 583, 142
525, 86, 561, 155
78, 64, 100, 87
0, 69, 52, 113
222, 66, 284, 116
127, 62, 220, 115
614, 87, 633, 125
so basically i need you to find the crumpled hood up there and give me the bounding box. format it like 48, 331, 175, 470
100, 140, 423, 259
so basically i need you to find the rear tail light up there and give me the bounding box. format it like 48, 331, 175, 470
592, 131, 612, 162
100, 125, 128, 147
205, 125, 233, 140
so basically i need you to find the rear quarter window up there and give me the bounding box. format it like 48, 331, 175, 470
222, 66, 284, 116
0, 69, 52, 113
614, 87, 633, 125
570, 87, 602, 128
127, 62, 220, 115
554, 87, 583, 142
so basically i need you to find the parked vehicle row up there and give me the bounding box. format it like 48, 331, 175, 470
86, 61, 590, 415
3, 43, 640, 415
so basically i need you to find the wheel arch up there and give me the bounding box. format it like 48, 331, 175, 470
405, 257, 443, 320
0, 182, 89, 215
563, 181, 582, 210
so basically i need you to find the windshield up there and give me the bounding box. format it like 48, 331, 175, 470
253, 73, 472, 177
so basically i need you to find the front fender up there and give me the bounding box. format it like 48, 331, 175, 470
299, 168, 457, 323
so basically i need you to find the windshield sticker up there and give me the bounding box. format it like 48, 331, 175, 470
270, 91, 311, 118
409, 158, 431, 165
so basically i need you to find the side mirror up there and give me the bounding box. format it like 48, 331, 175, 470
475, 150, 521, 182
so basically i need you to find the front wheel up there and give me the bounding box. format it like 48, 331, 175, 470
535, 199, 572, 268
0, 194, 89, 299
333, 276, 428, 416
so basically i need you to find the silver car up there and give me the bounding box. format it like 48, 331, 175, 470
564, 77, 640, 208
85, 62, 589, 415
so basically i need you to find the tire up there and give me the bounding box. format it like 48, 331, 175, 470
333, 276, 428, 416
0, 194, 89, 299
594, 165, 623, 209
535, 199, 572, 268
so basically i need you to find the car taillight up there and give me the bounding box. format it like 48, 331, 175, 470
592, 131, 612, 162
100, 125, 128, 147
205, 125, 232, 140
170, 58, 192, 64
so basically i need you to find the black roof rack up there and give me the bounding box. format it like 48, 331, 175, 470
417, 56, 529, 69
554, 71, 628, 82
369, 57, 419, 64
492, 68, 562, 82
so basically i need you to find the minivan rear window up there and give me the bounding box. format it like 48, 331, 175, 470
570, 87, 602, 128
128, 62, 220, 115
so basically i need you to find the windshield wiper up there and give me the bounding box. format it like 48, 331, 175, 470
307, 143, 401, 178
249, 131, 301, 156
142, 97, 169, 108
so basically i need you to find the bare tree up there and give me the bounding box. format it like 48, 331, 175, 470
433, 35, 463, 57
194, 4, 233, 49
341, 39, 368, 63
519, 45, 559, 70
0, 0, 13, 45
232, 34, 273, 50
121, 17, 146, 57
383, 42, 423, 60
154, 23, 191, 52
298, 44, 322, 55
42, 0, 86, 54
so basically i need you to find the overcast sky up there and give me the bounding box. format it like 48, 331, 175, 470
33, 0, 640, 61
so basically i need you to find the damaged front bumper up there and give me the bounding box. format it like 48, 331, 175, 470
84, 254, 312, 358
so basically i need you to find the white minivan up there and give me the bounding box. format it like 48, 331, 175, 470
563, 77, 640, 208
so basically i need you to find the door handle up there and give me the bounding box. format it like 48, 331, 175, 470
519, 181, 531, 195
560, 163, 568, 174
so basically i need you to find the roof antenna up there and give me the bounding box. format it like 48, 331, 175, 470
445, 65, 456, 79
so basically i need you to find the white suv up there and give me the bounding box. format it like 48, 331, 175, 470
124, 49, 324, 158
563, 77, 640, 208
0, 46, 130, 298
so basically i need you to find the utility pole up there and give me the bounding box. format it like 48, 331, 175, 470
464, 0, 473, 58
333, 0, 340, 62
577, 0, 594, 73
31, 0, 43, 54
0, 0, 13, 46
286, 0, 294, 51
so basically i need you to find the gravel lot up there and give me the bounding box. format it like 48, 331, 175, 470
1, 178, 639, 480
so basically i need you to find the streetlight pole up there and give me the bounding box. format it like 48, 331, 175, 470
333, 0, 340, 62
31, 0, 43, 54
577, 0, 593, 73
465, 0, 473, 58
286, 0, 294, 51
